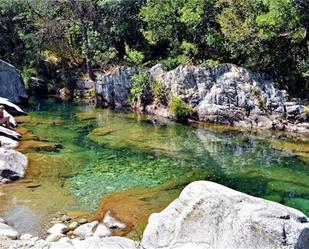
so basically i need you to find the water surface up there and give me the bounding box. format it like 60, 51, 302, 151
1, 98, 309, 234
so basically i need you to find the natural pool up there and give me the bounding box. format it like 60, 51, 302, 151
0, 98, 309, 235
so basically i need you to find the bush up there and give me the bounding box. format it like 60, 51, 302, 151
169, 96, 194, 122
125, 44, 145, 66
129, 71, 151, 104
159, 55, 188, 71
150, 80, 167, 104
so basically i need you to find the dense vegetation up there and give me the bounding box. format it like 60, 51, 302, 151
0, 0, 308, 96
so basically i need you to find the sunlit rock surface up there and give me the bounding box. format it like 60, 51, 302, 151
0, 148, 28, 181
142, 181, 309, 249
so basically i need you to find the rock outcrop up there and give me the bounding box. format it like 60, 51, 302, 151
0, 59, 28, 104
95, 67, 136, 107
141, 181, 309, 249
94, 64, 309, 133
150, 64, 308, 132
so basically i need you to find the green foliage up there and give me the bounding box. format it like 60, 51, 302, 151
21, 70, 32, 91
169, 96, 194, 121
0, 0, 308, 97
125, 44, 145, 66
160, 55, 189, 71
150, 80, 168, 104
129, 71, 151, 104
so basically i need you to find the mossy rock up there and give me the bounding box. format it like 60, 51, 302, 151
75, 112, 97, 121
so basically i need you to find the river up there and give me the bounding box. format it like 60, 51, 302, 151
0, 98, 309, 236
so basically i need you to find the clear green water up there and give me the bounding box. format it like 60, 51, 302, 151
1, 98, 309, 229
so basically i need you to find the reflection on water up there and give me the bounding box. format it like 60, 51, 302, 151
0, 98, 309, 235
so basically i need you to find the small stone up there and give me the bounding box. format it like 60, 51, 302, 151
49, 240, 75, 249
60, 215, 71, 222
31, 236, 39, 242
68, 221, 79, 231
48, 223, 68, 235
77, 218, 88, 224
0, 218, 6, 224
93, 223, 112, 238
58, 237, 72, 243
46, 233, 64, 242
20, 233, 33, 240
73, 221, 98, 239
103, 211, 126, 230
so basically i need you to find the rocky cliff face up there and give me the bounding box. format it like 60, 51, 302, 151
94, 64, 309, 133
95, 67, 136, 107
0, 59, 28, 104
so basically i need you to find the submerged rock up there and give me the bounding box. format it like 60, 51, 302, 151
141, 181, 309, 249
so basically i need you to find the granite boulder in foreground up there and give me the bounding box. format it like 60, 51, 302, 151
142, 181, 309, 249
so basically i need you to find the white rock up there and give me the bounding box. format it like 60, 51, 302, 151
0, 148, 28, 180
46, 233, 64, 242
31, 236, 39, 242
0, 217, 6, 224
0, 97, 25, 113
47, 223, 68, 235
0, 222, 19, 239
98, 236, 137, 249
0, 126, 21, 140
103, 211, 126, 230
73, 221, 98, 239
0, 136, 19, 149
93, 223, 112, 238
58, 237, 72, 243
68, 221, 79, 231
142, 181, 309, 249
75, 236, 136, 249
20, 233, 33, 240
49, 240, 75, 249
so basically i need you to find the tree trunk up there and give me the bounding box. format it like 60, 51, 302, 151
80, 13, 95, 81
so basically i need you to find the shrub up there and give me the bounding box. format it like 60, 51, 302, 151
169, 96, 194, 122
150, 80, 167, 105
125, 44, 145, 66
160, 55, 188, 71
129, 71, 151, 104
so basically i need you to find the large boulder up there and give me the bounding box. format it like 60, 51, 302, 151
0, 60, 28, 104
95, 67, 136, 107
141, 181, 309, 249
0, 148, 28, 181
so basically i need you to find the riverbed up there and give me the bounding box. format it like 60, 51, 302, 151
1, 98, 309, 236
